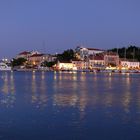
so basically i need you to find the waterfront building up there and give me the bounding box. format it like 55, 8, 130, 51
75, 46, 105, 60
16, 50, 41, 60
88, 54, 105, 69
16, 50, 57, 67
104, 52, 119, 67
56, 61, 76, 70
72, 53, 105, 70
16, 51, 31, 59
72, 60, 84, 70
120, 59, 140, 69
30, 50, 41, 55
82, 61, 89, 69
45, 54, 57, 62
28, 54, 45, 66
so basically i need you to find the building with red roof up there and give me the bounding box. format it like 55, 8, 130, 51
75, 46, 105, 60
16, 51, 31, 59
28, 54, 46, 66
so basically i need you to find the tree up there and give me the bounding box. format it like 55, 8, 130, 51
108, 45, 140, 61
41, 61, 56, 67
57, 49, 75, 62
11, 58, 27, 67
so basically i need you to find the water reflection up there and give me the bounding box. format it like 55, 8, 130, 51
53, 94, 78, 107
51, 73, 140, 124
31, 71, 48, 109
0, 72, 140, 125
10, 72, 15, 94
1, 72, 8, 94
31, 71, 36, 93
0, 72, 16, 108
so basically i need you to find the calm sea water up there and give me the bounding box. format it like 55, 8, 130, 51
0, 71, 140, 140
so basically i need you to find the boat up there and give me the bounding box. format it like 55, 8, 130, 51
0, 62, 12, 71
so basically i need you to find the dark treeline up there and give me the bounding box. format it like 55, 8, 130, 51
108, 46, 140, 61
57, 49, 75, 62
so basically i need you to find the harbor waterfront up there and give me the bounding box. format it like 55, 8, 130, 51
1, 46, 140, 72
0, 71, 140, 140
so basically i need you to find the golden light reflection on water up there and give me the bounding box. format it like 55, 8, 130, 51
0, 72, 16, 107
80, 72, 86, 81
31, 71, 36, 93
54, 72, 78, 81
72, 73, 77, 81
122, 92, 131, 113
1, 72, 9, 94
137, 81, 140, 112
108, 73, 113, 89
0, 72, 139, 123
58, 72, 62, 80
53, 94, 78, 107
10, 72, 15, 94
121, 75, 131, 114
53, 73, 89, 119
54, 72, 57, 80
103, 93, 113, 108
31, 71, 48, 109
41, 71, 45, 80
51, 73, 140, 123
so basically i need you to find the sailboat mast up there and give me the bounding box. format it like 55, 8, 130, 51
133, 48, 135, 62
117, 48, 118, 55
124, 47, 126, 60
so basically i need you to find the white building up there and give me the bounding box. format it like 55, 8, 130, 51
121, 60, 139, 69
56, 61, 76, 70
45, 54, 57, 62
75, 46, 105, 60
89, 55, 105, 68
72, 60, 84, 70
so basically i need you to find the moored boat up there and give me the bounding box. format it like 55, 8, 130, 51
0, 62, 12, 71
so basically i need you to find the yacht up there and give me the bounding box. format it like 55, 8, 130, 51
0, 62, 12, 71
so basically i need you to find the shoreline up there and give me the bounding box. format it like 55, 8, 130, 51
1, 69, 140, 74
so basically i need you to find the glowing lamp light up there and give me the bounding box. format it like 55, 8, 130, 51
33, 61, 36, 65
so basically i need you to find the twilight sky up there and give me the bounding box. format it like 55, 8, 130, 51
0, 0, 140, 58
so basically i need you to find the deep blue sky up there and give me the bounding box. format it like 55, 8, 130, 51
0, 0, 140, 58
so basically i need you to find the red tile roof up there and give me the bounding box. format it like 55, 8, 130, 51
89, 54, 104, 60
94, 55, 104, 60
30, 54, 44, 57
104, 52, 118, 56
19, 51, 31, 55
87, 48, 105, 51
